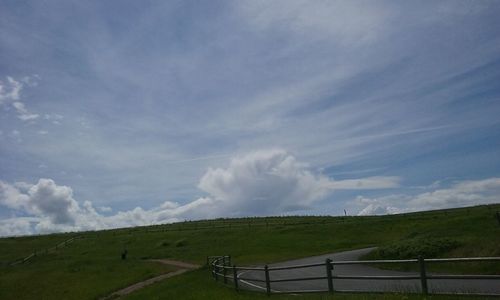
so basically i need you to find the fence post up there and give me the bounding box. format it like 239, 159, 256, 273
325, 258, 334, 293
222, 256, 227, 284
215, 262, 219, 282
223, 265, 228, 284
419, 255, 428, 295
264, 265, 271, 296
233, 265, 239, 291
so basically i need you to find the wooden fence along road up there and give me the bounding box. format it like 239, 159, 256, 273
209, 248, 500, 296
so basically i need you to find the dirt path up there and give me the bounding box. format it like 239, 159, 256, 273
101, 259, 200, 299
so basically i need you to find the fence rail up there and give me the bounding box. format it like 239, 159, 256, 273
7, 235, 83, 266
208, 254, 500, 296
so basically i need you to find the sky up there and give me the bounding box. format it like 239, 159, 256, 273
1, 0, 500, 236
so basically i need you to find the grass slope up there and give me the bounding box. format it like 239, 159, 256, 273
0, 204, 499, 300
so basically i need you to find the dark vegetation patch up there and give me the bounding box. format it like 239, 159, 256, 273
365, 237, 461, 260
174, 239, 188, 247
157, 240, 170, 247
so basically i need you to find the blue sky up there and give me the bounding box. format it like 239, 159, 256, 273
1, 1, 499, 235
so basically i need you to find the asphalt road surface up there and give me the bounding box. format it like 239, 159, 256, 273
236, 248, 500, 295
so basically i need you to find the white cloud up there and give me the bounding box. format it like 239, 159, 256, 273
0, 76, 41, 122
27, 179, 80, 224
198, 149, 328, 214
0, 150, 400, 236
0, 218, 34, 237
327, 176, 400, 190
409, 178, 500, 209
12, 101, 39, 121
237, 1, 391, 46
0, 76, 22, 104
0, 179, 212, 235
13, 181, 34, 191
198, 149, 399, 216
356, 178, 500, 215
0, 180, 30, 210
20, 74, 40, 87
98, 206, 112, 213
3, 173, 497, 236
44, 113, 64, 125
358, 204, 401, 216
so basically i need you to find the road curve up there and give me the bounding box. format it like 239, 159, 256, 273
237, 248, 500, 295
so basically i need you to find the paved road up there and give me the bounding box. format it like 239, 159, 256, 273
237, 248, 500, 295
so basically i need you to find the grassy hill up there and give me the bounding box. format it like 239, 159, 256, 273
1, 204, 499, 300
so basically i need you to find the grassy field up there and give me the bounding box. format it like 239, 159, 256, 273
0, 204, 499, 299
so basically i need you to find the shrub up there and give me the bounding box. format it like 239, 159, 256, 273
374, 237, 461, 259
157, 240, 170, 247
174, 239, 188, 247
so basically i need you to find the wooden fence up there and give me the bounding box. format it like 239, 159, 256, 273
208, 255, 500, 296
8, 235, 83, 266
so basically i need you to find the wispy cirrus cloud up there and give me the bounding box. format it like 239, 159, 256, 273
1, 1, 499, 236
0, 76, 40, 122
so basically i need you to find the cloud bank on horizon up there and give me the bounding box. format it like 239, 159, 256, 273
1, 1, 500, 235
2, 150, 499, 236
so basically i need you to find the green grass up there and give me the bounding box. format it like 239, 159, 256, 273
0, 235, 175, 300
0, 233, 73, 263
0, 204, 499, 299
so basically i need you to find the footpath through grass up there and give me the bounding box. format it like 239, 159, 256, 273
0, 204, 499, 299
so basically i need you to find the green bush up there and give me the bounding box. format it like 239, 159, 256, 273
174, 239, 188, 247
156, 240, 170, 247
374, 237, 461, 259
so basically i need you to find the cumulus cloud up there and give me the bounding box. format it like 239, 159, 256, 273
0, 150, 401, 236
199, 149, 399, 215
0, 179, 213, 236
0, 218, 34, 237
98, 206, 112, 213
358, 204, 401, 216
0, 179, 79, 224
356, 178, 500, 215
0, 180, 30, 210
198, 149, 328, 214
27, 179, 80, 224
